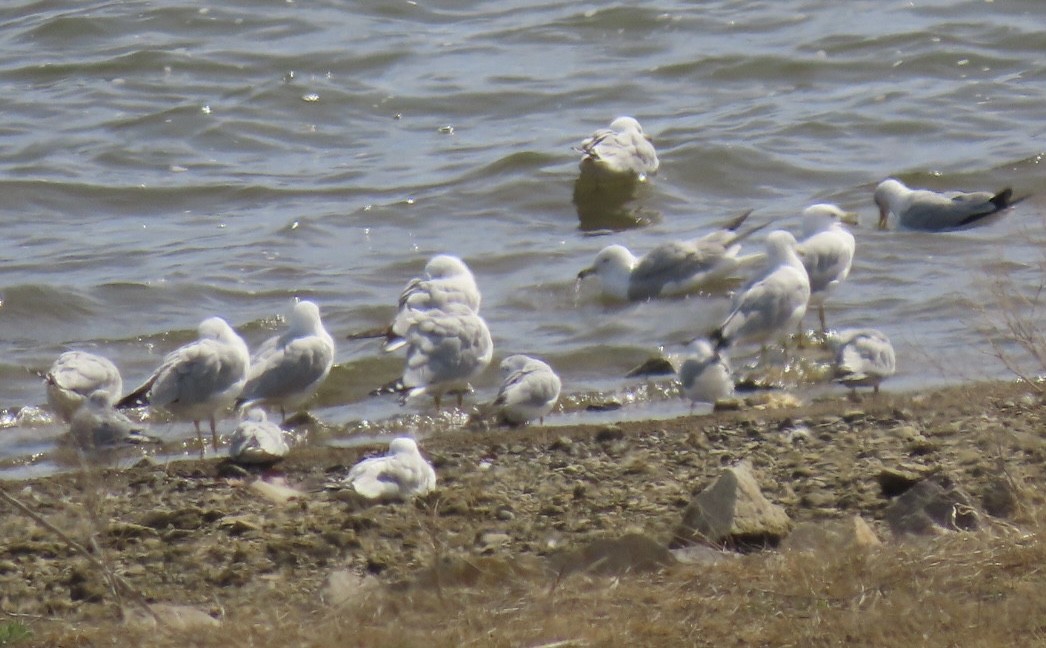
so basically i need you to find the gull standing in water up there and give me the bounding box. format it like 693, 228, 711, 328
576, 210, 768, 301
833, 328, 896, 396
45, 351, 123, 423
493, 355, 562, 426
373, 303, 494, 410
797, 204, 857, 333
576, 116, 660, 181
69, 390, 153, 449
238, 300, 335, 420
711, 230, 811, 352
228, 408, 290, 465
678, 340, 734, 412
874, 178, 1028, 231
117, 317, 250, 451
343, 437, 437, 501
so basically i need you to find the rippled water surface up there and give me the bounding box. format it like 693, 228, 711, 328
2, 0, 1045, 473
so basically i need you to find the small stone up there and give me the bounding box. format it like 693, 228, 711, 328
782, 516, 882, 553
878, 466, 926, 498
323, 570, 378, 607
475, 531, 511, 553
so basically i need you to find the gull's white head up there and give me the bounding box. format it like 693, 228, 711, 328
424, 255, 471, 280
287, 300, 322, 335
577, 245, 637, 300
609, 116, 644, 135
764, 230, 801, 265
874, 179, 908, 230
85, 389, 113, 411
241, 407, 268, 423
499, 354, 533, 377
198, 317, 235, 341
389, 437, 420, 456
801, 203, 858, 237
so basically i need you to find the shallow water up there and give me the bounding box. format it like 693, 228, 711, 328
1, 0, 1045, 474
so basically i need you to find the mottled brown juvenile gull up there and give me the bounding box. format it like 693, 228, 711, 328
493, 355, 562, 426
833, 328, 896, 395
797, 204, 857, 333
45, 350, 123, 423
576, 116, 659, 181
874, 178, 1028, 231
117, 317, 250, 451
343, 437, 436, 501
238, 300, 335, 420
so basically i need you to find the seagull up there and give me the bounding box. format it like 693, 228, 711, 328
797, 204, 857, 333
710, 230, 811, 352
237, 300, 335, 420
493, 355, 562, 426
833, 328, 896, 396
373, 303, 494, 410
576, 210, 767, 301
874, 178, 1029, 231
576, 116, 660, 181
44, 351, 123, 423
116, 317, 250, 451
228, 408, 290, 465
68, 390, 153, 449
678, 340, 734, 412
343, 437, 437, 501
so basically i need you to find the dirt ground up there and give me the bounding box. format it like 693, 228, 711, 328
2, 380, 1046, 646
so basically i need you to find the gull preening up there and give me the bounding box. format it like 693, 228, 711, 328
375, 303, 494, 410
711, 230, 811, 351
117, 317, 250, 451
493, 355, 562, 426
833, 328, 896, 396
69, 390, 152, 449
678, 340, 734, 412
874, 178, 1028, 231
238, 300, 335, 420
576, 116, 660, 181
343, 437, 437, 501
356, 254, 482, 352
228, 408, 290, 465
576, 210, 767, 301
45, 351, 124, 423
797, 204, 857, 333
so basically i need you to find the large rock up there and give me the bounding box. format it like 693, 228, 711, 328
672, 460, 792, 550
781, 516, 881, 553
884, 477, 979, 536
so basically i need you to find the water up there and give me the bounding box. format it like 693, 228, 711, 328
1, 0, 1044, 473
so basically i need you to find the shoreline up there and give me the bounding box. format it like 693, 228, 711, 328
2, 378, 1045, 645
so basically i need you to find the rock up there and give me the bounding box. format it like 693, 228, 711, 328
878, 465, 928, 498
124, 603, 220, 630
884, 477, 979, 536
781, 516, 881, 553
475, 531, 512, 553
550, 533, 676, 577
981, 476, 1018, 519
672, 460, 792, 550
594, 426, 624, 443
625, 356, 676, 378
249, 478, 305, 505
323, 569, 378, 607
413, 555, 547, 590
669, 544, 735, 566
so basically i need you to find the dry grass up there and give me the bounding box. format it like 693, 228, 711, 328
25, 509, 1046, 648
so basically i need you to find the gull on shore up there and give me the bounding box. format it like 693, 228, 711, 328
238, 300, 335, 420
577, 210, 767, 301
373, 303, 493, 410
874, 178, 1028, 231
45, 350, 123, 423
797, 204, 857, 333
343, 437, 437, 501
833, 328, 896, 396
69, 390, 153, 449
576, 116, 660, 181
228, 408, 290, 465
711, 230, 811, 352
493, 355, 562, 426
117, 317, 250, 451
678, 340, 734, 412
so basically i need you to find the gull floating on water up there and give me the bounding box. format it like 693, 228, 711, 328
228, 408, 290, 465
373, 303, 494, 410
678, 340, 734, 412
237, 300, 335, 420
493, 355, 562, 426
343, 437, 437, 501
45, 350, 123, 423
576, 116, 660, 181
577, 210, 768, 301
117, 317, 250, 451
711, 230, 811, 351
833, 328, 896, 396
69, 390, 153, 449
874, 178, 1028, 231
797, 204, 857, 333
